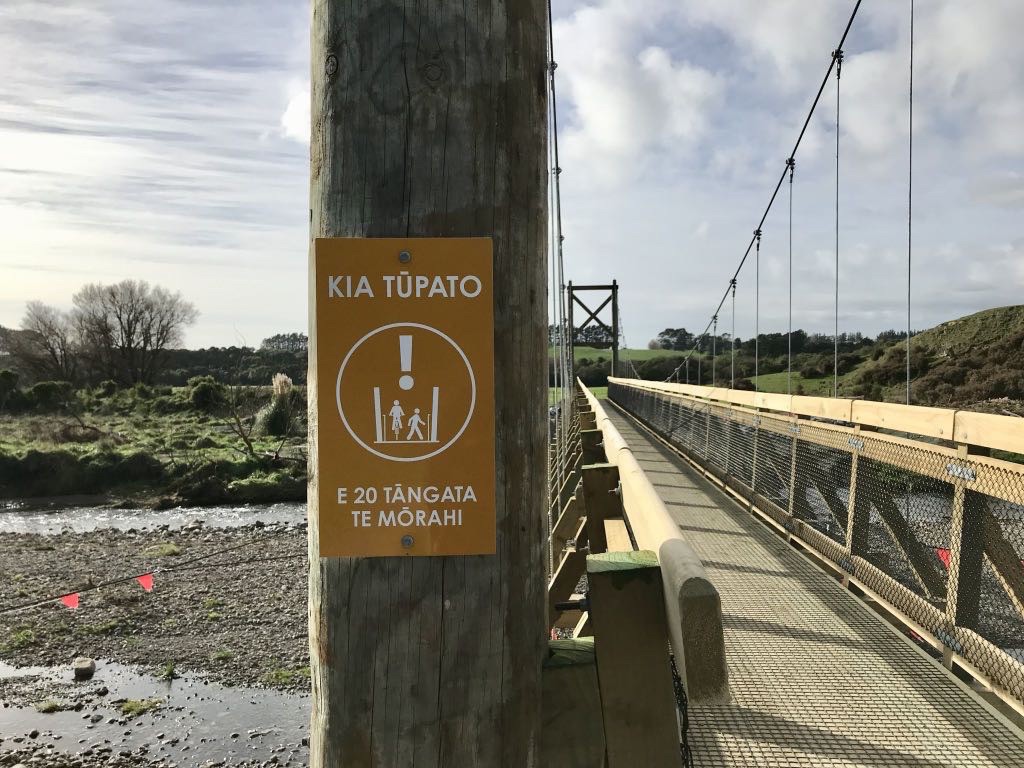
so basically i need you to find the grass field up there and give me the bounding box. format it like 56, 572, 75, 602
550, 346, 686, 362
0, 385, 306, 503
549, 386, 606, 404
749, 371, 860, 396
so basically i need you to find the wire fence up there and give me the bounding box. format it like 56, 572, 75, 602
610, 378, 1024, 709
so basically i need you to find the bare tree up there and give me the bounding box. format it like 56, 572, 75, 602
72, 280, 198, 384
8, 301, 80, 382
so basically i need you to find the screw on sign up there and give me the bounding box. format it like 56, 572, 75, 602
315, 238, 496, 557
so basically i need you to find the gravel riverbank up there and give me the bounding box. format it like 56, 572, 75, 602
0, 522, 309, 690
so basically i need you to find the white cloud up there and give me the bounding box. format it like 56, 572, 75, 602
1, 0, 1022, 350
555, 2, 722, 184
280, 82, 310, 143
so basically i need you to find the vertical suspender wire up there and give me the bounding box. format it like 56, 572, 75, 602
711, 316, 717, 385
906, 0, 914, 405
547, 0, 568, 473
754, 229, 761, 391
787, 158, 795, 395
547, 0, 568, 576
834, 49, 843, 398
730, 279, 736, 389
545, 59, 558, 577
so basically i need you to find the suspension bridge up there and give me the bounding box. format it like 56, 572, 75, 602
291, 0, 1024, 763
543, 1, 1024, 766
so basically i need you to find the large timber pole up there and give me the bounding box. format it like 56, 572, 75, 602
307, 2, 548, 766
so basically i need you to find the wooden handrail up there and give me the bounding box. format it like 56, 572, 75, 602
610, 377, 1024, 454
578, 379, 730, 704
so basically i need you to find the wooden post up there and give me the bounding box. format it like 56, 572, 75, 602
587, 551, 679, 767
308, 3, 548, 765
580, 410, 597, 431
540, 640, 606, 768
947, 445, 988, 630
581, 464, 621, 555
611, 279, 620, 376
580, 428, 605, 464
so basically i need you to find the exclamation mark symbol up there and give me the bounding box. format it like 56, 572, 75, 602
398, 335, 414, 390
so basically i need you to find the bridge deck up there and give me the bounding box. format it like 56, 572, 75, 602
604, 402, 1024, 768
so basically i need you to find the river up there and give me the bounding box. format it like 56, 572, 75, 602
0, 501, 307, 535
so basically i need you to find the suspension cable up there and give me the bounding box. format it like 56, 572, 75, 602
662, 0, 864, 384
906, 0, 914, 405
834, 48, 843, 398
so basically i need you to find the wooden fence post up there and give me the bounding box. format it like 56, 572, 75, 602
581, 464, 621, 555
308, 2, 548, 764
587, 551, 679, 767
581, 429, 605, 464
540, 640, 605, 767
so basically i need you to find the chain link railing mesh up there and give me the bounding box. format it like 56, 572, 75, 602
609, 380, 1024, 708
793, 433, 850, 547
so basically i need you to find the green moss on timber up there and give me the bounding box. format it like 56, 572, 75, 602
586, 549, 658, 572
545, 638, 595, 668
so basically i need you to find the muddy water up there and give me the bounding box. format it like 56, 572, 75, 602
0, 502, 306, 535
0, 660, 309, 766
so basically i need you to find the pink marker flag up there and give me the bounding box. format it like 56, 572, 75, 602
935, 547, 951, 569
136, 573, 154, 592
60, 593, 80, 610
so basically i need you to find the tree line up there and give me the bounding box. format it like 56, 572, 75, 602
0, 280, 309, 390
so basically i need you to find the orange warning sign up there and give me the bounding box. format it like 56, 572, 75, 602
314, 238, 495, 557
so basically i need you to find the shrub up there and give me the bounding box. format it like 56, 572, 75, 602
118, 452, 166, 484
255, 374, 295, 437
0, 369, 18, 410
131, 383, 155, 400
28, 381, 73, 412
189, 377, 226, 413
227, 471, 305, 503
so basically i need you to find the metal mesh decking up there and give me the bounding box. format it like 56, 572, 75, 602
606, 397, 1024, 767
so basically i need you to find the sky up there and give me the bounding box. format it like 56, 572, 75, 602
1, 1, 1023, 349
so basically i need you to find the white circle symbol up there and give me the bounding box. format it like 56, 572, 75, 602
336, 322, 477, 463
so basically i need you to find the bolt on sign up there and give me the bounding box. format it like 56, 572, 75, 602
314, 238, 496, 557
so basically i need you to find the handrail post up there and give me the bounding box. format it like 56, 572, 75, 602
945, 443, 989, 666
587, 550, 679, 767
581, 464, 621, 555
580, 410, 597, 431
845, 426, 869, 560
540, 639, 605, 767
580, 429, 605, 464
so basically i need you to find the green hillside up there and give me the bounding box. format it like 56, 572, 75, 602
557, 306, 1024, 410
913, 305, 1024, 356
738, 306, 1024, 407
